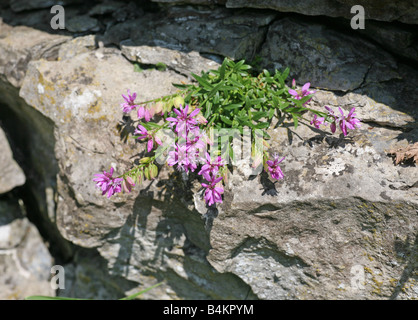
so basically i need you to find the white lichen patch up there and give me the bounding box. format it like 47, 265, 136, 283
315, 156, 347, 177
62, 88, 102, 116
37, 83, 45, 94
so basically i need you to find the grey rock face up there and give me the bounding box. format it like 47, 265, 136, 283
259, 17, 399, 92
356, 21, 418, 64
120, 41, 221, 77
0, 22, 70, 87
66, 15, 100, 33
152, 0, 418, 24
0, 127, 25, 194
224, 0, 418, 24
0, 196, 54, 299
105, 6, 276, 61
9, 0, 82, 12
0, 3, 417, 300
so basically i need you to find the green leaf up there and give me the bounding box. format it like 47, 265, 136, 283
191, 73, 213, 91
120, 282, 163, 300
254, 122, 270, 129
223, 103, 243, 111
252, 111, 268, 121
267, 108, 275, 119
219, 58, 228, 80
279, 101, 290, 110
172, 83, 192, 90
204, 101, 212, 119
207, 80, 227, 99
228, 78, 245, 89
292, 113, 299, 129
220, 115, 233, 125
282, 67, 290, 81
229, 145, 235, 162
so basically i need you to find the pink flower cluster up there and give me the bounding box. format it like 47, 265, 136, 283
325, 106, 361, 136
266, 153, 285, 180
165, 104, 225, 206
308, 106, 361, 135
120, 89, 159, 122
93, 167, 124, 198
98, 90, 227, 206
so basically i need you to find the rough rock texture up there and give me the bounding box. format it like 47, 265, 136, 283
104, 6, 276, 61
153, 0, 418, 24
0, 195, 54, 299
0, 1, 417, 300
9, 0, 82, 13
0, 22, 70, 87
259, 17, 400, 92
0, 127, 25, 194
120, 41, 221, 78
356, 21, 418, 64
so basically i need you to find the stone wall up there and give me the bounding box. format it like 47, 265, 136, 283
0, 0, 417, 299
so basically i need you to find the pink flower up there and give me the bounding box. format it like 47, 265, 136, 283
325, 106, 361, 136
134, 125, 162, 152
93, 167, 123, 198
310, 114, 325, 129
344, 107, 361, 131
288, 82, 315, 104
167, 143, 198, 172
121, 90, 138, 113
198, 152, 224, 181
201, 173, 224, 206
166, 104, 200, 138
266, 153, 285, 180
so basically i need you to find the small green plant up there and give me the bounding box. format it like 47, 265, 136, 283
93, 58, 361, 205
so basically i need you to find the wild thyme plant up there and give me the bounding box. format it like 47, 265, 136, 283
93, 58, 361, 206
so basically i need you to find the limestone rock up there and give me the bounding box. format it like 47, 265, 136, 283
0, 7, 417, 300
58, 35, 98, 61
0, 23, 70, 87
0, 127, 25, 194
0, 196, 54, 299
120, 41, 221, 77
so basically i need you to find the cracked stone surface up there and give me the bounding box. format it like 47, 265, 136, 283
0, 196, 54, 299
153, 0, 418, 24
0, 127, 25, 194
259, 17, 400, 92
0, 2, 417, 300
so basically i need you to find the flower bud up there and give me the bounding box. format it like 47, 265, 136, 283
122, 177, 135, 193
126, 176, 135, 186
153, 101, 164, 115
149, 164, 158, 179
164, 99, 174, 114
148, 105, 155, 118
144, 166, 150, 180
140, 157, 151, 164
173, 96, 184, 108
